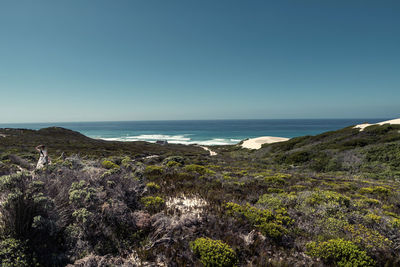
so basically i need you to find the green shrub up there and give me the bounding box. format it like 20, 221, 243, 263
0, 238, 30, 267
224, 202, 292, 240
163, 156, 185, 166
306, 238, 374, 267
190, 237, 237, 267
146, 182, 160, 191
359, 186, 391, 198
306, 190, 350, 207
0, 173, 53, 239
144, 165, 164, 175
68, 180, 97, 207
72, 208, 93, 224
141, 196, 165, 213
391, 218, 400, 229
285, 151, 311, 164
121, 156, 132, 168
263, 174, 287, 185
184, 164, 215, 175
257, 194, 284, 210
364, 143, 400, 169
166, 160, 181, 167
101, 160, 120, 170
364, 213, 382, 225
356, 198, 380, 208
344, 224, 390, 250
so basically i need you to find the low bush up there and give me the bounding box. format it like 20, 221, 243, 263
141, 196, 165, 213
344, 224, 390, 250
166, 160, 181, 168
101, 160, 120, 170
0, 238, 31, 267
144, 165, 164, 176
306, 238, 374, 267
146, 182, 160, 191
224, 202, 293, 240
305, 190, 350, 207
184, 164, 215, 175
285, 151, 311, 164
190, 237, 237, 267
68, 180, 97, 207
359, 186, 391, 198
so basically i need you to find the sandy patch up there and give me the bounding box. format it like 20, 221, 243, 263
354, 118, 400, 131
241, 136, 290, 149
199, 146, 217, 156
166, 195, 208, 217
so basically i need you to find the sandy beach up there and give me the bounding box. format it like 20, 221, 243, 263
354, 118, 400, 131
241, 136, 290, 149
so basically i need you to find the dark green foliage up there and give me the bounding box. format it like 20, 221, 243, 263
0, 238, 31, 267
364, 143, 400, 168
285, 151, 311, 164
190, 237, 238, 267
0, 173, 53, 239
261, 124, 400, 173
306, 239, 375, 267
0, 173, 62, 265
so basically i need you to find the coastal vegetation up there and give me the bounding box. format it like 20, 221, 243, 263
0, 124, 399, 266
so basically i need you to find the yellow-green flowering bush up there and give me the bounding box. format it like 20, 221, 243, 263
144, 165, 164, 175
305, 190, 350, 207
101, 160, 120, 170
141, 196, 165, 213
262, 173, 291, 185
224, 202, 293, 240
391, 218, 400, 229
190, 237, 237, 267
364, 213, 382, 225
166, 160, 181, 167
344, 224, 391, 250
306, 238, 374, 267
359, 186, 391, 198
121, 156, 132, 168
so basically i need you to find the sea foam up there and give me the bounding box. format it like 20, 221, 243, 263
97, 134, 239, 145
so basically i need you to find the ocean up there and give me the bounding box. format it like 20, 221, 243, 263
0, 119, 386, 145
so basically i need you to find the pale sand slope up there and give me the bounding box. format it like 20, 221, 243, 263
354, 118, 400, 131
199, 146, 217, 156
241, 136, 290, 150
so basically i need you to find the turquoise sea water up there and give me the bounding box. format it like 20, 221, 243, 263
0, 119, 386, 145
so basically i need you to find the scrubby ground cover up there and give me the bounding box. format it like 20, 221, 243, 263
0, 126, 400, 266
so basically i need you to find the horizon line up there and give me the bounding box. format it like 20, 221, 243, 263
0, 117, 393, 125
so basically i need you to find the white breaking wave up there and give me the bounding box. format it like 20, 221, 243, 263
96, 134, 240, 146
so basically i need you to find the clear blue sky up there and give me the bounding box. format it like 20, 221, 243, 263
0, 0, 399, 123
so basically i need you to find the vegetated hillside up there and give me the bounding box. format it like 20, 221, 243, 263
0, 126, 399, 266
0, 127, 206, 171
258, 123, 400, 178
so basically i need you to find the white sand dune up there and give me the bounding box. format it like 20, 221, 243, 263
241, 136, 289, 149
354, 118, 400, 131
